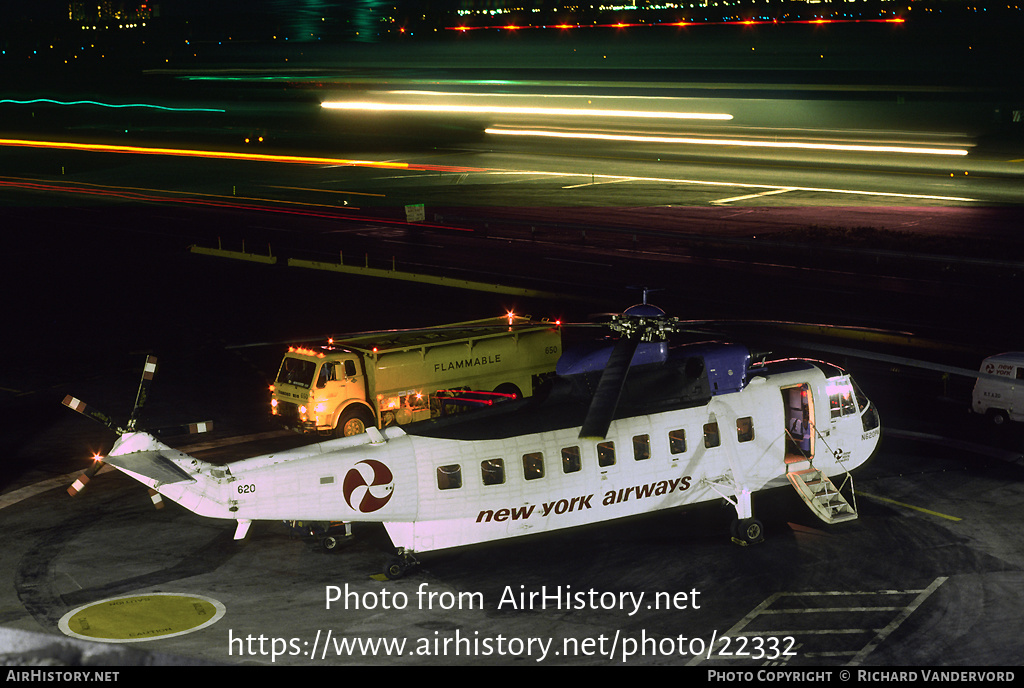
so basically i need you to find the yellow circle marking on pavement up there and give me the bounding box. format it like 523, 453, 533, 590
58, 593, 225, 643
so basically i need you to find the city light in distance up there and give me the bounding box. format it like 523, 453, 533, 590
447, 17, 905, 31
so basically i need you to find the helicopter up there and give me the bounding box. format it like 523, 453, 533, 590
61, 302, 882, 579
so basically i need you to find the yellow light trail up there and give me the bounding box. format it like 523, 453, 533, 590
0, 138, 411, 169
485, 128, 970, 156
321, 101, 733, 121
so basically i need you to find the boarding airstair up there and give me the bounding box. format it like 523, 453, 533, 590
785, 431, 859, 524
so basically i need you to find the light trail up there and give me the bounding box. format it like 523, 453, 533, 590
0, 98, 226, 113
0, 137, 409, 168
485, 127, 970, 156
1, 139, 977, 204
0, 138, 485, 173
0, 175, 379, 221
479, 169, 979, 202
321, 101, 733, 121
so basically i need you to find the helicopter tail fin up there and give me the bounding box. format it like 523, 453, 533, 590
102, 432, 200, 488
102, 448, 197, 486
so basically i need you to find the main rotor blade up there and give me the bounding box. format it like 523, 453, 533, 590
578, 336, 640, 440
152, 420, 214, 437
226, 316, 557, 350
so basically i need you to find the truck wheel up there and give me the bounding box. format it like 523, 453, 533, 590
990, 410, 1009, 426
336, 407, 375, 437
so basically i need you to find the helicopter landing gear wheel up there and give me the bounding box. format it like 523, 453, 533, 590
384, 558, 406, 580
383, 551, 420, 580
731, 517, 764, 546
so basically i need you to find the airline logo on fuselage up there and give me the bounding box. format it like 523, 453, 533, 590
475, 476, 692, 524
343, 460, 394, 513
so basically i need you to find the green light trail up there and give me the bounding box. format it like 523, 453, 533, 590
0, 98, 225, 113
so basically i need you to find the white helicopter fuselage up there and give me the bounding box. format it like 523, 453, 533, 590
104, 357, 880, 558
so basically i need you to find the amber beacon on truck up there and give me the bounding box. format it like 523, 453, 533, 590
270, 315, 563, 436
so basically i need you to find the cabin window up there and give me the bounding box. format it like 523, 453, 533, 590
597, 441, 616, 467
703, 422, 720, 448
561, 446, 582, 474
632, 434, 651, 461
669, 429, 687, 454
523, 452, 545, 480
736, 417, 755, 443
481, 459, 505, 486
436, 464, 462, 490
316, 362, 335, 388
343, 359, 358, 377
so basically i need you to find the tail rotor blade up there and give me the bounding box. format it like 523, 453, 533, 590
61, 396, 115, 431
127, 355, 158, 430
67, 457, 106, 497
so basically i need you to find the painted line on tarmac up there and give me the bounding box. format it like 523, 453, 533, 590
849, 577, 947, 665
711, 188, 795, 204
0, 469, 96, 511
686, 577, 947, 665
858, 492, 962, 522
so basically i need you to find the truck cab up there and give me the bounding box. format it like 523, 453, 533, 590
271, 347, 376, 436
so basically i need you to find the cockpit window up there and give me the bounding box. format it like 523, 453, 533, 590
828, 378, 858, 419
852, 378, 870, 413
829, 376, 879, 431
277, 357, 317, 389
853, 378, 880, 431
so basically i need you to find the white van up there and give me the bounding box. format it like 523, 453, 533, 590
972, 352, 1024, 425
